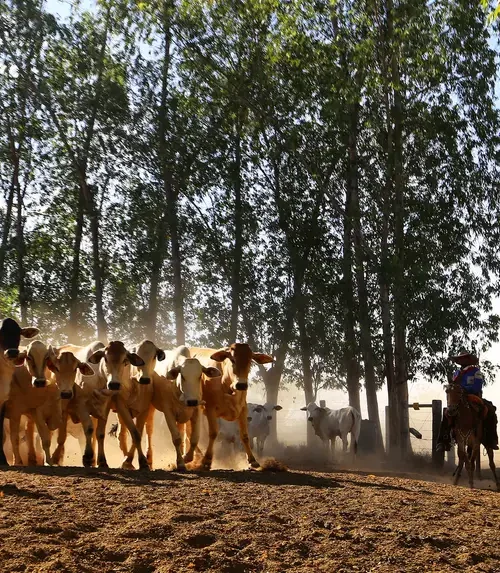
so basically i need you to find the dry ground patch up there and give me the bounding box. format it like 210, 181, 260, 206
0, 465, 499, 573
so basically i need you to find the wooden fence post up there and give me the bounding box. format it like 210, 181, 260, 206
432, 400, 444, 468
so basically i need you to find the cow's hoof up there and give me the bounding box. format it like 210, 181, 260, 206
175, 464, 186, 472
82, 456, 93, 468
121, 461, 136, 470
249, 460, 260, 469
98, 461, 109, 470
0, 454, 8, 466
139, 462, 150, 471
183, 454, 194, 464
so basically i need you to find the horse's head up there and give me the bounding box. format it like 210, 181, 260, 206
445, 382, 465, 416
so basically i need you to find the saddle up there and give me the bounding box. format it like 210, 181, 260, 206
467, 394, 488, 419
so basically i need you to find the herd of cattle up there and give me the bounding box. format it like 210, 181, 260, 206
0, 317, 362, 471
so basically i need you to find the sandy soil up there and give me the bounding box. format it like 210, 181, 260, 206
1, 457, 499, 573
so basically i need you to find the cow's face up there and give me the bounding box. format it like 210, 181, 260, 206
47, 350, 94, 399
131, 340, 165, 385
300, 402, 325, 426
0, 317, 39, 357
167, 358, 220, 407
19, 340, 52, 388
210, 343, 274, 391
88, 341, 145, 391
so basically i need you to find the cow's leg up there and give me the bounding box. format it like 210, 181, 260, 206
237, 411, 260, 469
145, 406, 155, 468
10, 412, 24, 466
342, 433, 348, 454
184, 410, 200, 464
96, 407, 111, 469
51, 409, 69, 465
123, 409, 150, 469
161, 410, 186, 470
0, 403, 7, 466
26, 418, 39, 466
117, 415, 129, 458
34, 411, 53, 466
114, 398, 149, 471
177, 422, 186, 456
201, 411, 219, 470
75, 406, 95, 467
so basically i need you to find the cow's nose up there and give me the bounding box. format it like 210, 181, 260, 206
186, 399, 198, 407
6, 348, 19, 358
61, 391, 73, 400
267, 416, 272, 420
235, 382, 248, 391
33, 378, 46, 388
108, 381, 120, 391
139, 377, 151, 385
308, 416, 313, 422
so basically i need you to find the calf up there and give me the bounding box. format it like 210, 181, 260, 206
114, 340, 166, 469
301, 402, 361, 457
0, 317, 39, 465
247, 403, 282, 455
190, 343, 274, 470
152, 346, 220, 470
87, 341, 149, 469
6, 341, 62, 465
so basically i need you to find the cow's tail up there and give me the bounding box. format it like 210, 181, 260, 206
351, 408, 362, 455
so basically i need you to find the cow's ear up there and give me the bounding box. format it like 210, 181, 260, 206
12, 350, 27, 366
46, 358, 59, 373
210, 349, 231, 362
300, 406, 308, 411
252, 352, 274, 365
156, 349, 166, 361
20, 327, 39, 339
167, 366, 181, 380
202, 366, 221, 378
128, 352, 145, 367
88, 350, 105, 364
78, 362, 95, 376
273, 405, 283, 411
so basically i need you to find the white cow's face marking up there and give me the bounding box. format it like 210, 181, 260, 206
250, 403, 283, 422
300, 402, 326, 426
48, 350, 94, 399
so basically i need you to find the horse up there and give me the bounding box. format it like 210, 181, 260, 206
446, 382, 500, 491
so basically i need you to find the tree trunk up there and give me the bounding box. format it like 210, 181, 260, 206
0, 177, 15, 285
68, 194, 84, 342
342, 174, 361, 413
157, 4, 185, 346
85, 184, 107, 342
15, 163, 27, 323
229, 118, 243, 343
388, 0, 410, 458
146, 211, 168, 341
349, 102, 383, 451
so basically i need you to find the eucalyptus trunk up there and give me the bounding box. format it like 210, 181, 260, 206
68, 194, 84, 342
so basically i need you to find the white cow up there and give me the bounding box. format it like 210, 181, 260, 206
216, 402, 282, 456
247, 403, 282, 455
301, 402, 361, 456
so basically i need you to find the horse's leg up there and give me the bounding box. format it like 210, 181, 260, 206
465, 441, 478, 490
486, 447, 500, 492
454, 442, 465, 486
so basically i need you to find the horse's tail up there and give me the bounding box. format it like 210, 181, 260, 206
350, 408, 362, 455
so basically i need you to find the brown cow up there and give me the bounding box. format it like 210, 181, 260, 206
87, 341, 150, 470
151, 346, 220, 471
0, 318, 39, 465
190, 344, 274, 470
48, 349, 96, 465
113, 340, 165, 469
5, 341, 61, 465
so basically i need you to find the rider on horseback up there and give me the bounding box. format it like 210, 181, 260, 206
436, 348, 499, 452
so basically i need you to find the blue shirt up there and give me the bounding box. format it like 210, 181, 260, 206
453, 366, 484, 396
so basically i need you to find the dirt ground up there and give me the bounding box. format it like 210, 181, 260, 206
1, 455, 499, 573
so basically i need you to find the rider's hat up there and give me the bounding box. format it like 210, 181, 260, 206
449, 347, 479, 365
